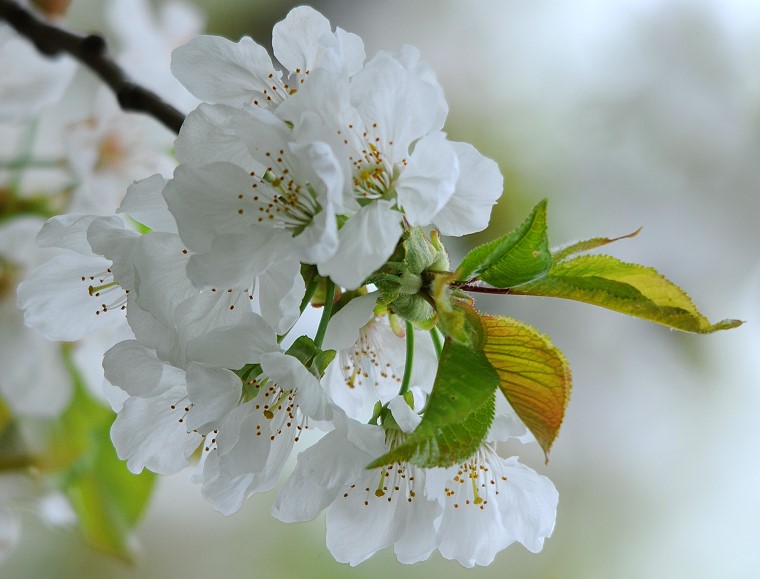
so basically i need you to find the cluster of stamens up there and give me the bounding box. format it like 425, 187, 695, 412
250, 69, 310, 108
81, 267, 127, 317
241, 156, 320, 230
444, 446, 508, 511
339, 122, 401, 201
245, 374, 308, 443
340, 319, 402, 391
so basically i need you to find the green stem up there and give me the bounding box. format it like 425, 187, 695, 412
0, 158, 63, 170
299, 275, 319, 314
430, 326, 443, 359
313, 278, 335, 348
398, 321, 415, 396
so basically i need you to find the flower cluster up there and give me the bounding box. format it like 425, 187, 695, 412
14, 5, 558, 567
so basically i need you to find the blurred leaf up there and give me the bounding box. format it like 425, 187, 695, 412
49, 347, 156, 562
456, 199, 551, 286
481, 315, 571, 459
368, 340, 499, 468
512, 255, 743, 333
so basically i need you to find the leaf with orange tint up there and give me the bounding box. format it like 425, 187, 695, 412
481, 315, 571, 460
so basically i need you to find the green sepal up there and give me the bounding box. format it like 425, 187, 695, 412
284, 335, 335, 378
432, 272, 485, 349
512, 254, 743, 333
367, 340, 499, 469
456, 199, 551, 287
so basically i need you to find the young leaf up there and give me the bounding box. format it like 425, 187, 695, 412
481, 315, 571, 460
456, 199, 551, 286
367, 340, 499, 468
552, 227, 642, 263
511, 255, 742, 333
369, 394, 496, 468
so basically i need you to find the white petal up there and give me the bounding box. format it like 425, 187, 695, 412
111, 385, 201, 474
185, 365, 242, 433
395, 132, 459, 226
0, 301, 70, 417
318, 201, 402, 289
103, 340, 185, 398
186, 230, 288, 289
117, 174, 177, 233
433, 141, 503, 236
17, 254, 121, 341
272, 6, 332, 74
256, 257, 305, 334
322, 292, 378, 351
497, 457, 558, 553
36, 215, 98, 256
163, 161, 259, 253
186, 312, 280, 369
174, 103, 258, 169
387, 395, 421, 434
171, 35, 277, 107
259, 352, 331, 421
351, 54, 447, 163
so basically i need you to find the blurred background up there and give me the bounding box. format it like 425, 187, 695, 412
3, 0, 760, 577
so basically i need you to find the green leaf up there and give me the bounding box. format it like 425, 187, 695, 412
481, 315, 571, 460
552, 227, 642, 263
48, 347, 156, 562
367, 340, 499, 468
456, 199, 551, 286
64, 420, 156, 563
512, 254, 743, 333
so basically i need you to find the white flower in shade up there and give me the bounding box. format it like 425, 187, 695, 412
64, 87, 176, 215
107, 0, 203, 114
198, 350, 333, 515
0, 217, 70, 417
426, 445, 558, 567
163, 130, 342, 289
171, 5, 364, 168
0, 27, 76, 122
320, 292, 437, 419
273, 407, 440, 566
171, 6, 364, 111
272, 51, 456, 288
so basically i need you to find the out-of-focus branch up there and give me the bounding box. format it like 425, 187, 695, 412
0, 0, 185, 134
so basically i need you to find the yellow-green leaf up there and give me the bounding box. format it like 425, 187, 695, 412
552, 227, 642, 262
512, 255, 742, 333
481, 315, 571, 459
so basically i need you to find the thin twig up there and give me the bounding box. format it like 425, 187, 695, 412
0, 0, 185, 134
457, 283, 514, 295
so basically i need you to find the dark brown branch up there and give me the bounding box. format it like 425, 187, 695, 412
457, 283, 514, 295
0, 0, 185, 134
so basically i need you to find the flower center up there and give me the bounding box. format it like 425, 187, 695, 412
80, 267, 128, 317
445, 445, 507, 511
242, 160, 321, 233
